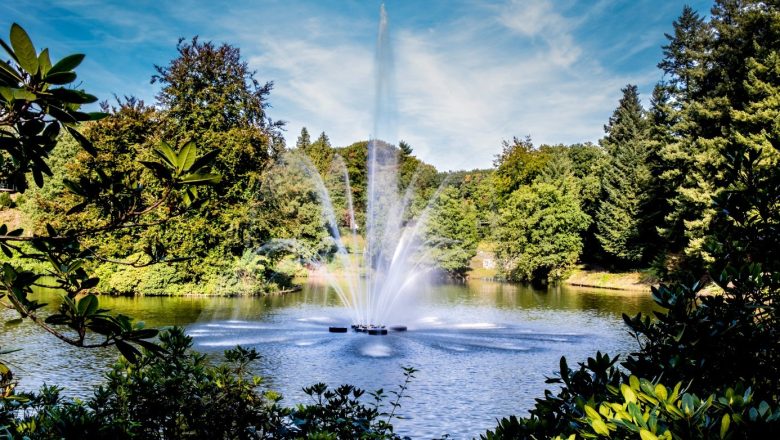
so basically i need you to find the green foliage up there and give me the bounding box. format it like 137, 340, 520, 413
0, 23, 104, 193
424, 186, 478, 278
0, 193, 13, 210
495, 180, 590, 283
580, 377, 780, 439
595, 85, 653, 267
492, 136, 550, 199
0, 24, 220, 365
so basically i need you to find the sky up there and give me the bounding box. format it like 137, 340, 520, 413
1, 0, 712, 171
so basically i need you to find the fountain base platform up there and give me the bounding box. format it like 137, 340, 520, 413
328, 326, 348, 333
324, 325, 408, 335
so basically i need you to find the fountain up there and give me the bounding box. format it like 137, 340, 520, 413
264, 4, 439, 334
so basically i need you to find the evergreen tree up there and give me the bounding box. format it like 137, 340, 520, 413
425, 186, 478, 278
658, 5, 709, 102
398, 140, 413, 155
595, 85, 652, 266
658, 1, 780, 273
306, 131, 334, 174
296, 127, 311, 150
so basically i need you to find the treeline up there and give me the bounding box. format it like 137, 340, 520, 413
284, 1, 780, 285
445, 2, 780, 284
12, 0, 780, 292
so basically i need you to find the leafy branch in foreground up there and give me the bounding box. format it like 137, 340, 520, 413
0, 23, 220, 366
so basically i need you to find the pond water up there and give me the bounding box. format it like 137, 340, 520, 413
1, 279, 655, 439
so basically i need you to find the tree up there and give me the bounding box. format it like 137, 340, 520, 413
658, 5, 710, 101
493, 136, 550, 199
398, 140, 413, 155
296, 126, 311, 150
305, 131, 334, 174
495, 181, 589, 283
0, 24, 218, 368
424, 186, 478, 278
595, 85, 652, 267
144, 37, 285, 289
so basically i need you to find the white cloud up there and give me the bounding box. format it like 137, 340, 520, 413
234, 0, 660, 171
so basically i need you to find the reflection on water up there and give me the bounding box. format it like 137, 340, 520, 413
0, 279, 655, 439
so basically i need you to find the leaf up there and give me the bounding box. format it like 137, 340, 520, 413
32, 167, 43, 188
50, 88, 97, 104
591, 419, 610, 436
115, 340, 141, 364
584, 405, 602, 421
10, 24, 38, 75
177, 141, 196, 173
189, 148, 219, 172
38, 48, 52, 76
622, 383, 637, 403
0, 58, 22, 82
48, 53, 84, 74
640, 429, 658, 440
180, 173, 221, 185
720, 414, 730, 439
77, 294, 98, 316
65, 126, 96, 156
139, 161, 172, 180
44, 71, 77, 85
9, 88, 37, 101
154, 141, 178, 168
80, 277, 99, 290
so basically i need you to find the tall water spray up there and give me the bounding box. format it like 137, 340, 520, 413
262, 3, 438, 329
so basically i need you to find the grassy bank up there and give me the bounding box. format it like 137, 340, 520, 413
564, 266, 655, 291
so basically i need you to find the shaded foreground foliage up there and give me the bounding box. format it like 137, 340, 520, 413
1, 327, 418, 440
482, 2, 780, 436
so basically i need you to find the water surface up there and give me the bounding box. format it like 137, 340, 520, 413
0, 280, 655, 438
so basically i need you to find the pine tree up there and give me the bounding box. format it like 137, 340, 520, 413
658, 5, 709, 101
398, 140, 413, 155
425, 186, 478, 278
595, 85, 652, 266
659, 1, 780, 272
296, 127, 311, 150
307, 131, 333, 174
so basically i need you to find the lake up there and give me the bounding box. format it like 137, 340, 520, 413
0, 279, 655, 439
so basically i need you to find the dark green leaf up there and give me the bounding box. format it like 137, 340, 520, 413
48, 53, 84, 75
80, 277, 99, 290
115, 340, 141, 364
65, 126, 96, 156
77, 294, 98, 316
32, 167, 43, 188
43, 71, 77, 85
189, 148, 220, 172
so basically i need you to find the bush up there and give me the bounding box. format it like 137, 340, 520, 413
0, 193, 14, 210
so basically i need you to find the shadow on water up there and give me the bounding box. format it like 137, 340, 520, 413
1, 279, 655, 438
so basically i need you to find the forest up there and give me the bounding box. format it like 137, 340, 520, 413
1, 0, 779, 438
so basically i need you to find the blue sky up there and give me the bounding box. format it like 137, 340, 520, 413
1, 0, 711, 171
